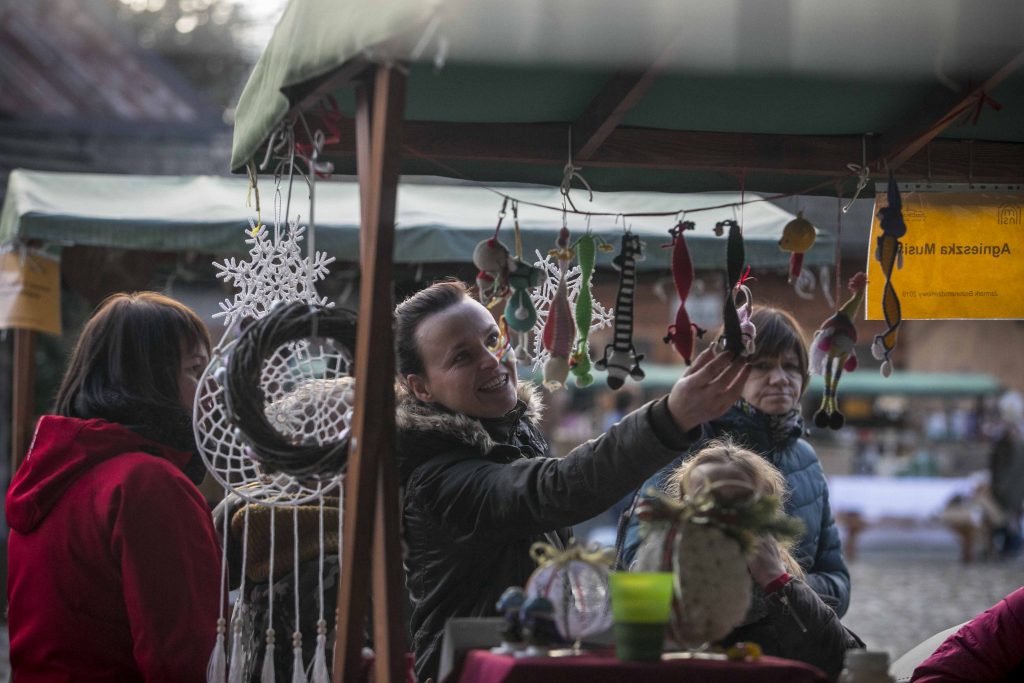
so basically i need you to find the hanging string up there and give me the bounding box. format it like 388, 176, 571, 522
261, 506, 277, 683
512, 201, 523, 259
834, 186, 844, 313
207, 488, 231, 683
310, 496, 329, 683
228, 505, 251, 683
291, 506, 308, 683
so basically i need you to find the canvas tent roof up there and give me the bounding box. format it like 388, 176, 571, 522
0, 169, 835, 270
231, 0, 1024, 194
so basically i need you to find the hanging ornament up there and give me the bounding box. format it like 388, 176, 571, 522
473, 238, 512, 307
525, 541, 614, 650
810, 272, 867, 430
662, 220, 704, 364
503, 202, 542, 359
778, 211, 817, 284
541, 226, 576, 390
632, 488, 802, 650
716, 220, 755, 357
595, 232, 646, 390
871, 175, 907, 377
568, 233, 612, 387
528, 251, 614, 369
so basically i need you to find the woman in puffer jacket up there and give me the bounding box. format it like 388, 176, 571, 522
619, 306, 851, 617
394, 280, 751, 682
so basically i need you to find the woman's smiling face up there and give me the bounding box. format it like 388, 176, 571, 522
406, 297, 519, 419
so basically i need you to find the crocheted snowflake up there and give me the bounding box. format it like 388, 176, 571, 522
213, 217, 336, 328
528, 249, 614, 370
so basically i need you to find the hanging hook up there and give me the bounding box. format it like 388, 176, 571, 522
842, 133, 871, 214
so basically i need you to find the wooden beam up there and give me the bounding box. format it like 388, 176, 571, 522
573, 71, 662, 161
879, 49, 1024, 170
573, 34, 682, 161
10, 328, 35, 473
333, 64, 407, 683
321, 119, 1024, 182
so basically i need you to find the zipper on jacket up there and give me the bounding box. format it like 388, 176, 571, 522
778, 592, 807, 633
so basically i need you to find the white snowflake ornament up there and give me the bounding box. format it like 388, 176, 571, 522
213, 217, 336, 328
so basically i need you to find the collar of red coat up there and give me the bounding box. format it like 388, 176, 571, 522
6, 415, 194, 533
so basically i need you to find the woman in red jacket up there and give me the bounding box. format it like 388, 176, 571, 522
912, 586, 1024, 682
6, 292, 222, 682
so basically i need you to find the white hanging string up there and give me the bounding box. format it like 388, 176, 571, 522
291, 506, 308, 683
228, 505, 251, 683
261, 507, 277, 683
311, 496, 329, 683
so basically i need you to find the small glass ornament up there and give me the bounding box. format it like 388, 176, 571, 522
524, 541, 614, 651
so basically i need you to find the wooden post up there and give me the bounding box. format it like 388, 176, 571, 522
11, 328, 36, 473
334, 63, 407, 683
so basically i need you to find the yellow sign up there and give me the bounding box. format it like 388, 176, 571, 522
0, 247, 62, 335
866, 191, 1024, 320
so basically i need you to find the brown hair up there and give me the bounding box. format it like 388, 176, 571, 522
668, 438, 804, 578
747, 306, 811, 395
54, 291, 211, 420
393, 279, 470, 379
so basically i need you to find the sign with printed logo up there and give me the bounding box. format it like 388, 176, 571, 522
866, 191, 1024, 320
0, 246, 61, 335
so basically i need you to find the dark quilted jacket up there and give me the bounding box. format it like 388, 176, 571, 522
396, 382, 696, 683
619, 402, 851, 617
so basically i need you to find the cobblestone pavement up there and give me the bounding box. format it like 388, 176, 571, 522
841, 528, 1023, 664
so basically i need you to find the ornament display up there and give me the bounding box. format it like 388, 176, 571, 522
662, 221, 704, 364
810, 272, 867, 430
871, 177, 907, 377
568, 233, 611, 387
716, 220, 754, 358
541, 227, 577, 390
525, 542, 615, 648
778, 211, 817, 284
595, 232, 646, 389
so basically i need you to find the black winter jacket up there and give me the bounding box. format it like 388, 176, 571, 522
620, 403, 851, 617
725, 578, 864, 682
396, 382, 696, 682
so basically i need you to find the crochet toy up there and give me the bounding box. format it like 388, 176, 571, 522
871, 177, 907, 377
503, 202, 542, 360
520, 595, 563, 655
778, 210, 817, 284
662, 221, 704, 364
810, 272, 868, 430
473, 237, 512, 307
568, 233, 611, 387
716, 220, 755, 357
595, 232, 646, 390
542, 226, 576, 390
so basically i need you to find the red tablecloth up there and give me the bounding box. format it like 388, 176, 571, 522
457, 648, 827, 683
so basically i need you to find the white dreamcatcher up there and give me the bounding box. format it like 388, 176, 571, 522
197, 126, 350, 683
527, 248, 614, 373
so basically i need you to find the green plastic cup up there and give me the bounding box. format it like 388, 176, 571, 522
609, 572, 674, 661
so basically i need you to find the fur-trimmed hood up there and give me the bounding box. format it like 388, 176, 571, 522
395, 380, 544, 457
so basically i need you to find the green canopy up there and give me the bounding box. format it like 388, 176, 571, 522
0, 169, 834, 269
231, 0, 1024, 193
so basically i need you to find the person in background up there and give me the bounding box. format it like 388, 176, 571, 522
912, 586, 1024, 682
393, 279, 750, 682
619, 305, 851, 617
6, 292, 221, 682
648, 439, 864, 682
988, 390, 1024, 558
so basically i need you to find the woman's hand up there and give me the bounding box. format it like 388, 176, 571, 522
747, 535, 787, 588
667, 347, 750, 433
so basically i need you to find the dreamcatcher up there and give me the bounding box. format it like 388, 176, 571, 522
198, 125, 351, 683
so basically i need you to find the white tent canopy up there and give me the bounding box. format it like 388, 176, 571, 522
0, 169, 834, 271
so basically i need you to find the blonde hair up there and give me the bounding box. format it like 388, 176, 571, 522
668, 439, 804, 578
